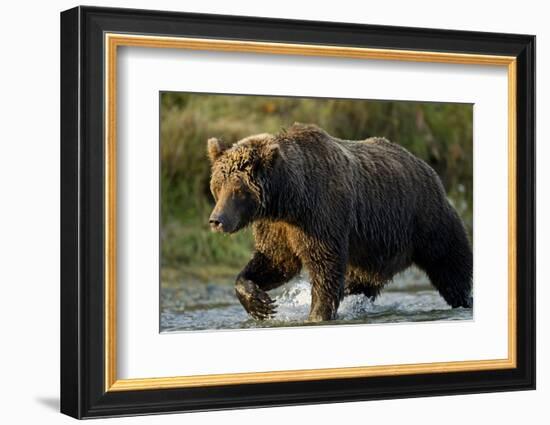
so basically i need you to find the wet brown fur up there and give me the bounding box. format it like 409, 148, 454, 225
207, 123, 473, 321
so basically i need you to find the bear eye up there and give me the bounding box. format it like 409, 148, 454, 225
234, 187, 247, 199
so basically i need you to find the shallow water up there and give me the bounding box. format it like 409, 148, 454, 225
160, 268, 472, 333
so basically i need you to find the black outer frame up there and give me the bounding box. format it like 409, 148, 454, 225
60, 5, 536, 419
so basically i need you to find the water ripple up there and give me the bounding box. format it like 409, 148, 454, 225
160, 270, 472, 332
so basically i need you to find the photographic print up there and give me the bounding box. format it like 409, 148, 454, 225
160, 92, 473, 332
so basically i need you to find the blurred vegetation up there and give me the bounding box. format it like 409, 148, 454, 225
160, 92, 473, 285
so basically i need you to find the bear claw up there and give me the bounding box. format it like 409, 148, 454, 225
235, 279, 277, 320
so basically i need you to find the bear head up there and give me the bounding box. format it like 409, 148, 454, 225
207, 133, 280, 233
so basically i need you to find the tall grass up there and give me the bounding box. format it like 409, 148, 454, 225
160, 93, 473, 284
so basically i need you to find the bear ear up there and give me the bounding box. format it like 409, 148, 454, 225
263, 142, 281, 166
207, 137, 229, 163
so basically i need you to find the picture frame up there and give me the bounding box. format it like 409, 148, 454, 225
60, 5, 535, 419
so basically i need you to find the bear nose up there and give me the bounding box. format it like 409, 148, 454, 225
209, 213, 225, 231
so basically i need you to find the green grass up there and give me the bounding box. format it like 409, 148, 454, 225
160, 93, 473, 284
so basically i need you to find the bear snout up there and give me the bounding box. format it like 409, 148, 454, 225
209, 212, 227, 232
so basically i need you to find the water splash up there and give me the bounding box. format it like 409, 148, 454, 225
273, 278, 375, 322
160, 269, 472, 332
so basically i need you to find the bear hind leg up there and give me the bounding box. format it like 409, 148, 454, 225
344, 281, 383, 302
423, 259, 473, 308
414, 229, 473, 309
344, 267, 387, 302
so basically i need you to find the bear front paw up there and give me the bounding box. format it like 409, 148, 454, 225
235, 279, 277, 320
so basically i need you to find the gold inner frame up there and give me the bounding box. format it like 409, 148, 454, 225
104, 33, 518, 392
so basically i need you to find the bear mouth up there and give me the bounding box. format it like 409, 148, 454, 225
210, 220, 242, 234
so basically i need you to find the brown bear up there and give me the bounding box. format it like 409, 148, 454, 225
207, 123, 473, 322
